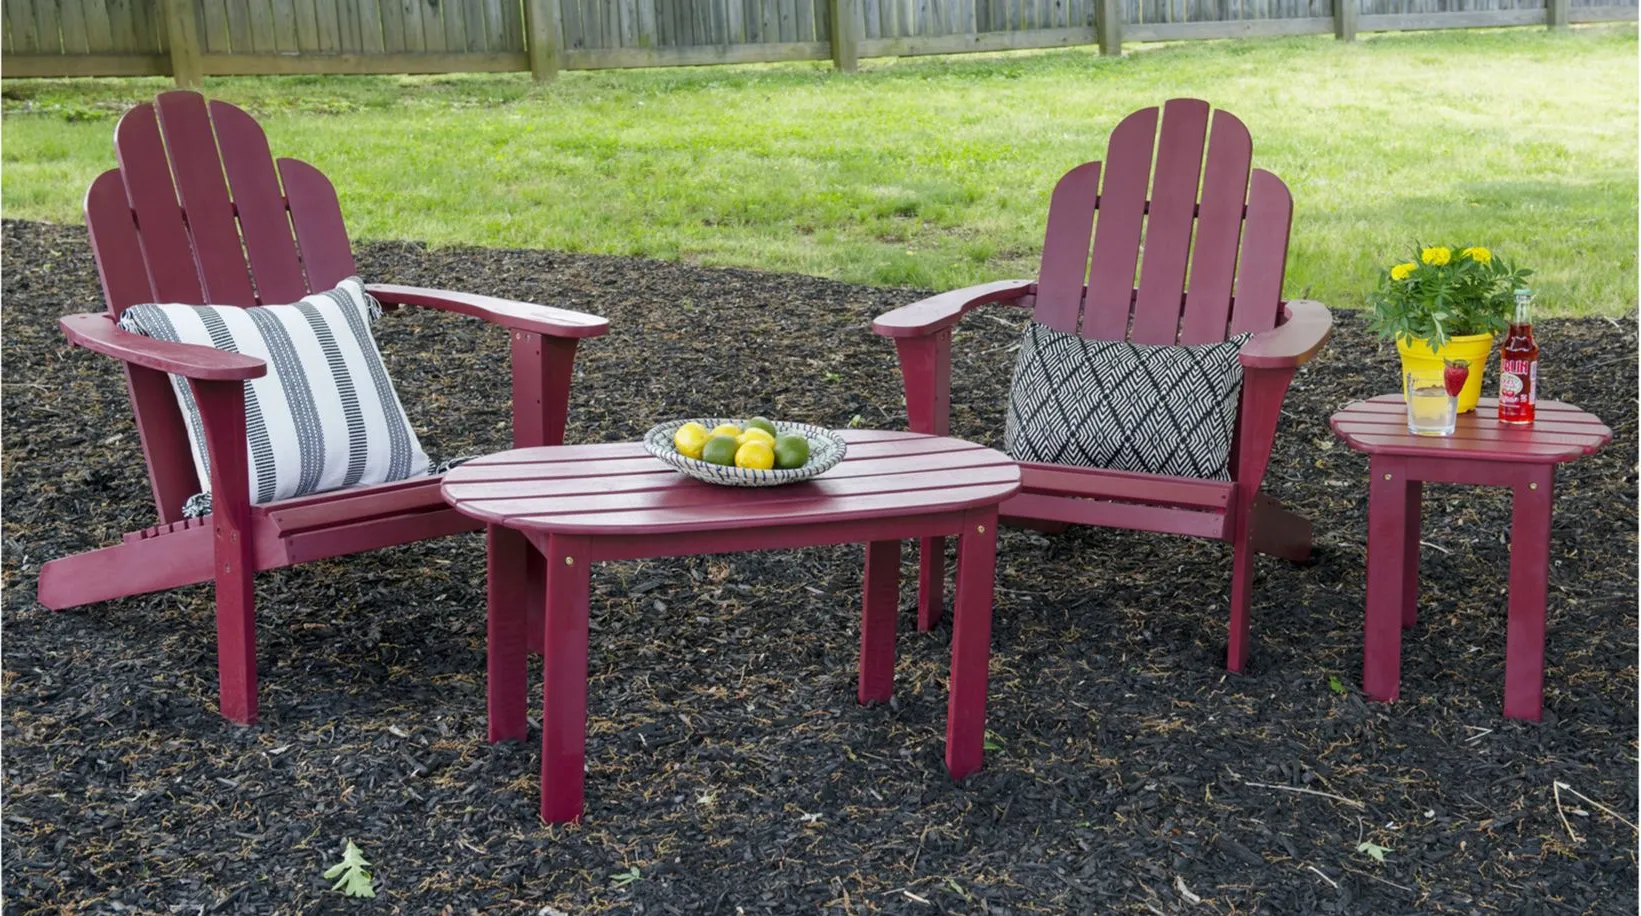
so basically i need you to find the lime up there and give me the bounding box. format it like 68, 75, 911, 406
701, 435, 741, 466
773, 434, 810, 470
673, 422, 710, 460
739, 427, 776, 447
746, 417, 778, 438
708, 423, 743, 441
735, 440, 775, 470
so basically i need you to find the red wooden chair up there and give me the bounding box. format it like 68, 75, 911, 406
37, 91, 608, 724
873, 99, 1332, 672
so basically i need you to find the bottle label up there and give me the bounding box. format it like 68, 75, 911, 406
1500, 358, 1538, 409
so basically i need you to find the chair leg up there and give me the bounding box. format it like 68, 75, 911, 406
1226, 503, 1257, 674
214, 550, 258, 725
916, 537, 946, 631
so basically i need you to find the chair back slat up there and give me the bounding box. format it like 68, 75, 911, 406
113, 104, 204, 305
1033, 161, 1101, 334
1178, 110, 1253, 345
1129, 99, 1209, 345
279, 158, 359, 289
1229, 169, 1292, 336
86, 170, 158, 317
1080, 105, 1158, 340
210, 100, 310, 304
153, 91, 258, 306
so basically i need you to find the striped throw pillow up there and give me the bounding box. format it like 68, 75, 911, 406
119, 277, 432, 517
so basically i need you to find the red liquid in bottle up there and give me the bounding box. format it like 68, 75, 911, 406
1497, 290, 1538, 425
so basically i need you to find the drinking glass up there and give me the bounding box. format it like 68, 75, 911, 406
1404, 369, 1456, 437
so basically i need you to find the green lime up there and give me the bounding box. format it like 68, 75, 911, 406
701, 434, 741, 467
746, 417, 778, 438
773, 434, 810, 470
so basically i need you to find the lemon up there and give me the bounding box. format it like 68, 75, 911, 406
739, 427, 776, 447
708, 423, 743, 441
735, 440, 775, 470
746, 417, 778, 438
773, 434, 810, 470
701, 435, 741, 467
673, 422, 710, 460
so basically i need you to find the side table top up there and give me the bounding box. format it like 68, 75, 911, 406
1330, 396, 1611, 463
442, 430, 1021, 535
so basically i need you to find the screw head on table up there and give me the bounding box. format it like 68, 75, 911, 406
977, 525, 985, 533
1383, 473, 1392, 480
1529, 482, 1538, 490
565, 556, 574, 566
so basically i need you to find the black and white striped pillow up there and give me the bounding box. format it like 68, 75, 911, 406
119, 277, 431, 516
1004, 322, 1250, 481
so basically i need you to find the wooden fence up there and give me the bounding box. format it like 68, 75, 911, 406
3, 0, 1634, 83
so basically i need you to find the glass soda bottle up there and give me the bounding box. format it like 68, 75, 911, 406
1497, 288, 1538, 425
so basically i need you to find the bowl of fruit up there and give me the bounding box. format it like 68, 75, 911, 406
643, 416, 847, 487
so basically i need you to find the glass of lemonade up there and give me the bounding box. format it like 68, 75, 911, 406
1404, 369, 1456, 437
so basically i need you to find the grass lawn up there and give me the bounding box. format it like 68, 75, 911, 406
2, 24, 1635, 315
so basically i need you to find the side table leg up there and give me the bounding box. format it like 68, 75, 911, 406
859, 540, 901, 704
538, 533, 593, 823
1504, 466, 1555, 722
487, 525, 531, 742
1363, 458, 1411, 704
1402, 480, 1423, 630
525, 547, 546, 656
917, 537, 946, 631
947, 509, 999, 780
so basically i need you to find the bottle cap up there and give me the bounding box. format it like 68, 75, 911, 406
1514, 288, 1533, 297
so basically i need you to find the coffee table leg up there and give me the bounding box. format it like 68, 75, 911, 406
947, 509, 998, 780
1504, 466, 1554, 721
1363, 458, 1410, 704
917, 537, 946, 631
1402, 480, 1423, 630
487, 525, 530, 743
539, 533, 593, 823
860, 540, 901, 704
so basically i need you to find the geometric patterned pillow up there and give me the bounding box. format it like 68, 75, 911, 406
1004, 321, 1251, 481
117, 277, 431, 516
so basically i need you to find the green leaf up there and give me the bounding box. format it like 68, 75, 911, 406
1327, 675, 1347, 696
1356, 840, 1391, 863
325, 840, 376, 898
611, 866, 643, 888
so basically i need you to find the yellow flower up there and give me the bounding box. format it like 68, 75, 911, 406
1421, 246, 1452, 266
1390, 262, 1417, 281
1461, 246, 1492, 264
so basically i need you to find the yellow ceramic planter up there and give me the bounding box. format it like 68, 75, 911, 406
1396, 333, 1495, 413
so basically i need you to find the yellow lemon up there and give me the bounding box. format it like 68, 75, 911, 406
739, 427, 776, 447
673, 422, 710, 460
734, 440, 775, 470
708, 423, 743, 440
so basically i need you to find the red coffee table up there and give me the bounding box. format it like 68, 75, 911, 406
1329, 396, 1610, 720
441, 430, 1021, 822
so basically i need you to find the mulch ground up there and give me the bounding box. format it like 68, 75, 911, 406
2, 217, 1636, 915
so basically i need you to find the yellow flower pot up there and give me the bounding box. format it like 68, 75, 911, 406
1396, 333, 1495, 413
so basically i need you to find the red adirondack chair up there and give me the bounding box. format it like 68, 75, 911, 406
873, 99, 1332, 672
37, 91, 609, 724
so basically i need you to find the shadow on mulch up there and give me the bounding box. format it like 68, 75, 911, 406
2, 218, 1636, 915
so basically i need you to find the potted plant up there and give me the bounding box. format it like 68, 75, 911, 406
1367, 244, 1533, 413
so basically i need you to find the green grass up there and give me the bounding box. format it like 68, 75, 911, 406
3, 25, 1635, 315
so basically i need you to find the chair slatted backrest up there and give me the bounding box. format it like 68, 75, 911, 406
1034, 99, 1294, 347
86, 91, 361, 521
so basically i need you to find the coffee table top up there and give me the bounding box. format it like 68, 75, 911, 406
441, 430, 1021, 535
1330, 396, 1610, 464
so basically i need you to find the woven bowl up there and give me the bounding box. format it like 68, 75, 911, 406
643, 418, 847, 487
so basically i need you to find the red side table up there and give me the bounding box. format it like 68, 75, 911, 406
441, 430, 1021, 823
1330, 396, 1610, 720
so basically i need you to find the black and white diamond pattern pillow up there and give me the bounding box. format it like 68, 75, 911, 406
118, 277, 432, 516
1004, 322, 1251, 481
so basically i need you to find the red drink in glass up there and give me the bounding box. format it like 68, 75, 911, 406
1497, 289, 1538, 425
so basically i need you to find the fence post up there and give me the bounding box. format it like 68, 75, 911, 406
1546, 0, 1568, 28
1333, 0, 1358, 40
524, 0, 561, 82
830, 0, 859, 71
1097, 0, 1122, 55
162, 0, 204, 88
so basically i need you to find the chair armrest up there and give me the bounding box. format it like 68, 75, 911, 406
871, 280, 1036, 338
367, 284, 609, 339
60, 313, 267, 381
1239, 300, 1332, 370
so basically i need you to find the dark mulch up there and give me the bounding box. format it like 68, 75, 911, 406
3, 216, 1636, 915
